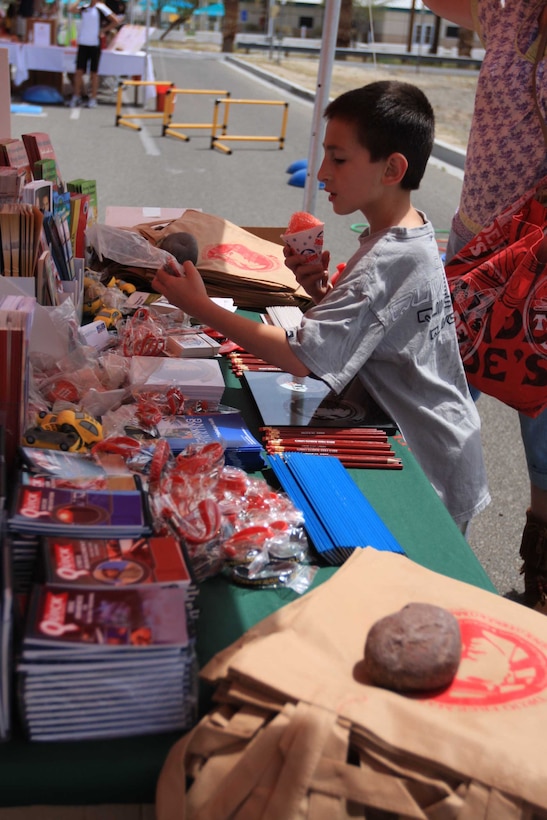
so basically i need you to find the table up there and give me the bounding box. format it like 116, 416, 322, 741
0, 42, 154, 90
0, 315, 497, 807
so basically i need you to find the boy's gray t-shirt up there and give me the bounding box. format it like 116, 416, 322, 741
287, 218, 490, 525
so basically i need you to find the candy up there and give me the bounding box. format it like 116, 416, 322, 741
286, 211, 323, 234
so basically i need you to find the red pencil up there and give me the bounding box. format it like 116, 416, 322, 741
229, 354, 272, 363
260, 426, 389, 439
232, 365, 283, 373
264, 437, 392, 450
340, 459, 403, 470
267, 444, 395, 456
265, 444, 393, 455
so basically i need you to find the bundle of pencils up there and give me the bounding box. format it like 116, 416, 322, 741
228, 351, 283, 377
268, 452, 405, 564
260, 426, 402, 470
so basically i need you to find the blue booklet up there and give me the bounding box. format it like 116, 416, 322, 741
157, 410, 265, 471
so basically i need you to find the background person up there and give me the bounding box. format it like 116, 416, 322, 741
424, 0, 547, 612
68, 0, 119, 108
152, 81, 491, 535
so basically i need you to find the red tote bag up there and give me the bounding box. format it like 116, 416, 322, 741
445, 178, 547, 417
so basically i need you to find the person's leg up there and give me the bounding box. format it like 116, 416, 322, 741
89, 71, 99, 105
518, 408, 547, 611
70, 68, 84, 105
86, 46, 101, 107
71, 46, 89, 106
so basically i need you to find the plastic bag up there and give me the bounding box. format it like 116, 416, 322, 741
86, 224, 177, 271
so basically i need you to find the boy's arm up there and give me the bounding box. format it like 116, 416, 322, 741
422, 0, 474, 30
96, 1, 121, 29
152, 263, 310, 376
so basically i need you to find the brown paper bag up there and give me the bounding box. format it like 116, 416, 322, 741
134, 210, 311, 310
157, 550, 547, 818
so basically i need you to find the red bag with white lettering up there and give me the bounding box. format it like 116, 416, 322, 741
445, 177, 547, 417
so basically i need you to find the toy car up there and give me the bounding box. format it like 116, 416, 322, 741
92, 307, 123, 330
53, 410, 103, 447
23, 426, 81, 452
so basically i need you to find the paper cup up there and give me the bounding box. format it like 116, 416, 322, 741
282, 223, 324, 263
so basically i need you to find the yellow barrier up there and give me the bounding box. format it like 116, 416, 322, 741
162, 89, 231, 142
115, 80, 175, 132
210, 98, 289, 155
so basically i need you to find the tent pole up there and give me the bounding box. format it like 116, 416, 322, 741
302, 0, 341, 215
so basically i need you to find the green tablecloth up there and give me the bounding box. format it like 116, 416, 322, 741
0, 314, 496, 807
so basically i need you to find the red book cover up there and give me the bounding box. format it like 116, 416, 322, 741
43, 535, 192, 587
69, 192, 89, 258
24, 584, 189, 649
0, 138, 32, 185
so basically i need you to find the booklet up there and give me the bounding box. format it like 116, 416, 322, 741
8, 485, 152, 539
243, 371, 397, 433
43, 535, 193, 589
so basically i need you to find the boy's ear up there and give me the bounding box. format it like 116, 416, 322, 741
383, 153, 408, 185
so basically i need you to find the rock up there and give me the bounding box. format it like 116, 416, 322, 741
158, 232, 199, 265
363, 602, 461, 692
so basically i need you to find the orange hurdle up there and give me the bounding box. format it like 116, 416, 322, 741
210, 98, 289, 155
162, 89, 231, 142
115, 80, 175, 131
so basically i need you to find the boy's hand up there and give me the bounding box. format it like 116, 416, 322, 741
283, 246, 332, 304
152, 260, 210, 320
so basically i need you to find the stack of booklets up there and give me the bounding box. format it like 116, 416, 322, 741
156, 410, 265, 471
129, 356, 226, 404
7, 483, 152, 540
41, 533, 200, 638
16, 583, 198, 741
9, 450, 144, 599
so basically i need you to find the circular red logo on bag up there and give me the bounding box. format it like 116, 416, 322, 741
430, 612, 547, 709
202, 243, 279, 272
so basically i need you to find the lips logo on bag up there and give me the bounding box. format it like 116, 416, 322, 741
430, 612, 547, 709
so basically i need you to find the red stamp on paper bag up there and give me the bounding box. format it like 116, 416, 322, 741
202, 243, 279, 272
430, 611, 547, 710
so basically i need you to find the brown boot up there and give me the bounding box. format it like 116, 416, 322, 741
519, 510, 547, 609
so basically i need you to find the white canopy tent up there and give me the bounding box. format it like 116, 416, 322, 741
302, 0, 424, 214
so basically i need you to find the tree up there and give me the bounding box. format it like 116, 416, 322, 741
222, 0, 239, 52
337, 0, 353, 51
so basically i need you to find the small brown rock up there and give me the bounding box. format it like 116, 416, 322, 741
158, 232, 199, 265
363, 602, 461, 692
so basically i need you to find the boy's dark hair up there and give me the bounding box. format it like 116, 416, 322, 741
324, 81, 435, 190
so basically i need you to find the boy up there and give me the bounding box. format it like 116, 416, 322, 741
152, 81, 490, 530
68, 0, 119, 109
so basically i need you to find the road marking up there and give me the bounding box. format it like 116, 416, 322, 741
119, 107, 161, 155
139, 123, 161, 156
70, 109, 81, 120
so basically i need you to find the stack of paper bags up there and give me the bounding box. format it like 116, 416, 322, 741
157, 549, 547, 819
135, 210, 311, 311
